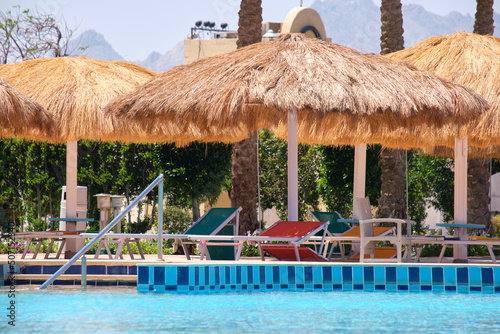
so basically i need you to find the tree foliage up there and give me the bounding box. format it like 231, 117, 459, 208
318, 145, 382, 218
258, 130, 321, 221
0, 6, 83, 63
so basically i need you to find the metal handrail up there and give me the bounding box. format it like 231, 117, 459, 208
39, 174, 164, 290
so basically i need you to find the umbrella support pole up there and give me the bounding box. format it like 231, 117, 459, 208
288, 109, 298, 221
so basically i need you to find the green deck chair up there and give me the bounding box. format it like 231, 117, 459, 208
180, 207, 242, 260
309, 211, 352, 258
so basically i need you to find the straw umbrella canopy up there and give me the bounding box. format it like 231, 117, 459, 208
386, 32, 500, 157
0, 75, 54, 141
0, 56, 155, 257
105, 33, 489, 220
386, 32, 500, 261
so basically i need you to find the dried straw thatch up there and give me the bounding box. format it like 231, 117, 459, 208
0, 56, 155, 143
105, 33, 488, 148
0, 75, 54, 141
387, 31, 500, 154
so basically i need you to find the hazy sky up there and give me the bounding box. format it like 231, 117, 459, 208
1, 0, 498, 61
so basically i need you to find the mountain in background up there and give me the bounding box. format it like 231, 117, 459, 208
68, 29, 122, 61
138, 41, 184, 72
311, 0, 499, 54
71, 0, 499, 70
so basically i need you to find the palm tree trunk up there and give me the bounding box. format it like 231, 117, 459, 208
469, 0, 495, 234
378, 0, 407, 219
231, 0, 262, 234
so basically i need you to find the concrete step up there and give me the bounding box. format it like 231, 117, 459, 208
11, 274, 136, 287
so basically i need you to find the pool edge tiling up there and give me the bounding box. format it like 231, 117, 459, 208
137, 263, 500, 294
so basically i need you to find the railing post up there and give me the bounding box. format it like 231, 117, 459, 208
157, 179, 164, 261
81, 255, 87, 291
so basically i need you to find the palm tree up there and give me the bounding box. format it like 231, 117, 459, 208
468, 0, 495, 234
231, 0, 262, 234
378, 0, 407, 219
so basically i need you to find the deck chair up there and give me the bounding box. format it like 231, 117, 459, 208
309, 211, 352, 258
176, 207, 242, 260
254, 221, 329, 262
356, 197, 414, 263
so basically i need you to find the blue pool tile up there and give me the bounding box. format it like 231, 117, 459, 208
445, 286, 457, 292
236, 266, 242, 284
296, 266, 305, 285
138, 266, 149, 285
314, 284, 323, 290
419, 267, 431, 285
210, 266, 216, 285
343, 283, 353, 291
364, 267, 374, 284
374, 267, 385, 284
288, 266, 296, 284
224, 266, 230, 285
323, 267, 332, 284
470, 286, 482, 292
332, 284, 342, 290
165, 267, 176, 285
195, 267, 200, 286
87, 265, 106, 275
420, 285, 432, 291
456, 268, 468, 286
386, 267, 396, 284
397, 285, 409, 291
241, 266, 247, 284
457, 285, 469, 293
129, 266, 137, 275
279, 266, 288, 284
259, 266, 265, 284
408, 267, 419, 285
409, 285, 420, 292
204, 266, 209, 285
353, 284, 363, 290
342, 266, 352, 284
313, 266, 322, 284
246, 266, 253, 284
483, 286, 494, 293
386, 284, 397, 292
23, 265, 42, 274
266, 266, 273, 284
177, 267, 189, 286
444, 267, 456, 286
272, 266, 280, 284
332, 266, 342, 284
432, 267, 444, 285
108, 266, 127, 275
154, 267, 165, 285
375, 284, 386, 291
433, 285, 444, 292
494, 268, 500, 287
230, 266, 236, 285
364, 283, 374, 291
215, 267, 220, 285
397, 267, 408, 285
482, 268, 493, 286
304, 267, 313, 284
253, 266, 260, 284
353, 267, 363, 285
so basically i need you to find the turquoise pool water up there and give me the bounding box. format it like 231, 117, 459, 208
3, 287, 500, 333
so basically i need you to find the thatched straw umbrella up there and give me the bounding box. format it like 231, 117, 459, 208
105, 33, 488, 221
0, 75, 54, 141
386, 32, 500, 151
0, 56, 155, 258
387, 32, 500, 260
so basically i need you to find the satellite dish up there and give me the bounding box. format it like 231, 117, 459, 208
209, 22, 216, 28
221, 23, 228, 29
195, 21, 202, 27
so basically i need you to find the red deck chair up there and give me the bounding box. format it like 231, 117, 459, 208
255, 221, 329, 262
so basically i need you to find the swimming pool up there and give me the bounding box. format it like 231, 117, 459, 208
4, 287, 500, 333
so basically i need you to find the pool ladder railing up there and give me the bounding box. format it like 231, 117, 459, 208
39, 174, 164, 290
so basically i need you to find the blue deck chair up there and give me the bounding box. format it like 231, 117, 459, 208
178, 207, 242, 260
